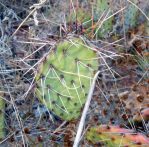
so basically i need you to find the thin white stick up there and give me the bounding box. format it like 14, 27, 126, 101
73, 71, 100, 147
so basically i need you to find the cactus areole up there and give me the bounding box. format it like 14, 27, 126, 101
35, 36, 98, 121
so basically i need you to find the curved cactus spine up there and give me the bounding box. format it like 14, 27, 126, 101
86, 125, 149, 146
35, 36, 98, 121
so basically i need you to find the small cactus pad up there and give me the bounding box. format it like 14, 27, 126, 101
67, 0, 113, 38
35, 36, 98, 121
68, 6, 92, 36
86, 125, 149, 146
68, 7, 91, 27
94, 0, 113, 38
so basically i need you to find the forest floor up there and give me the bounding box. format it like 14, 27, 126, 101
0, 0, 148, 147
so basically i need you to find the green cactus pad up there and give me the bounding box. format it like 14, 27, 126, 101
68, 8, 92, 26
86, 125, 149, 146
93, 0, 113, 38
67, 0, 113, 38
68, 6, 92, 37
35, 36, 98, 121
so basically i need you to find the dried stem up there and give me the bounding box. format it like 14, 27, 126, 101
73, 70, 100, 147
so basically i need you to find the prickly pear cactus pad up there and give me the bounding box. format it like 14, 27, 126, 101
67, 0, 113, 38
68, 8, 92, 27
86, 125, 149, 146
94, 0, 113, 38
67, 6, 92, 36
35, 36, 98, 121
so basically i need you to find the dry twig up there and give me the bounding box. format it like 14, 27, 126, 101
73, 71, 100, 147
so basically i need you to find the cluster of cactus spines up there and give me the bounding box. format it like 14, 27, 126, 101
35, 36, 98, 121
0, 93, 5, 139
86, 125, 149, 146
